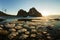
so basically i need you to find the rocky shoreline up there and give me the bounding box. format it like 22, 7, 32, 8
0, 21, 60, 40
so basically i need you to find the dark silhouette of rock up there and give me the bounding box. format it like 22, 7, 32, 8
17, 7, 42, 17
0, 11, 15, 16
0, 18, 5, 22
54, 18, 60, 21
17, 9, 28, 17
28, 7, 42, 17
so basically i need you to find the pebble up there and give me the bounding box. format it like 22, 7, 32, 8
0, 21, 57, 40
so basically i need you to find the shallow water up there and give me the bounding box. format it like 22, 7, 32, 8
0, 16, 60, 40
3, 16, 60, 28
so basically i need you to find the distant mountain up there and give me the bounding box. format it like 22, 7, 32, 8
17, 7, 42, 17
0, 11, 14, 16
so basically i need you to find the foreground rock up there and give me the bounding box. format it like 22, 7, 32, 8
0, 21, 59, 40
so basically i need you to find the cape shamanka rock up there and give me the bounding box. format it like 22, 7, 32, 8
17, 7, 42, 17
17, 9, 28, 17
28, 7, 42, 17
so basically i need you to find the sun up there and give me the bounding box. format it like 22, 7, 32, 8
42, 13, 48, 16
42, 11, 49, 16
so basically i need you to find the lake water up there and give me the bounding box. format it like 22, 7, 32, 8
1, 16, 60, 29
0, 16, 60, 40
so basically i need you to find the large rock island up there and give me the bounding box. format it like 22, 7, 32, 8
0, 7, 42, 21
28, 7, 42, 17
17, 7, 42, 17
17, 9, 28, 17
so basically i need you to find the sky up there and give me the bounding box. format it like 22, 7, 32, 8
0, 0, 60, 16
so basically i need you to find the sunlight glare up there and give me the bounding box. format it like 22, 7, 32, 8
42, 11, 49, 16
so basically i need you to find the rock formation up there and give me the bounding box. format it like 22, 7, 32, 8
0, 11, 13, 16
17, 9, 28, 17
28, 7, 42, 17
17, 7, 42, 17
0, 7, 42, 17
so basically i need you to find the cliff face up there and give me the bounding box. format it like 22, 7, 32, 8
17, 9, 28, 17
28, 7, 42, 17
17, 7, 42, 17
